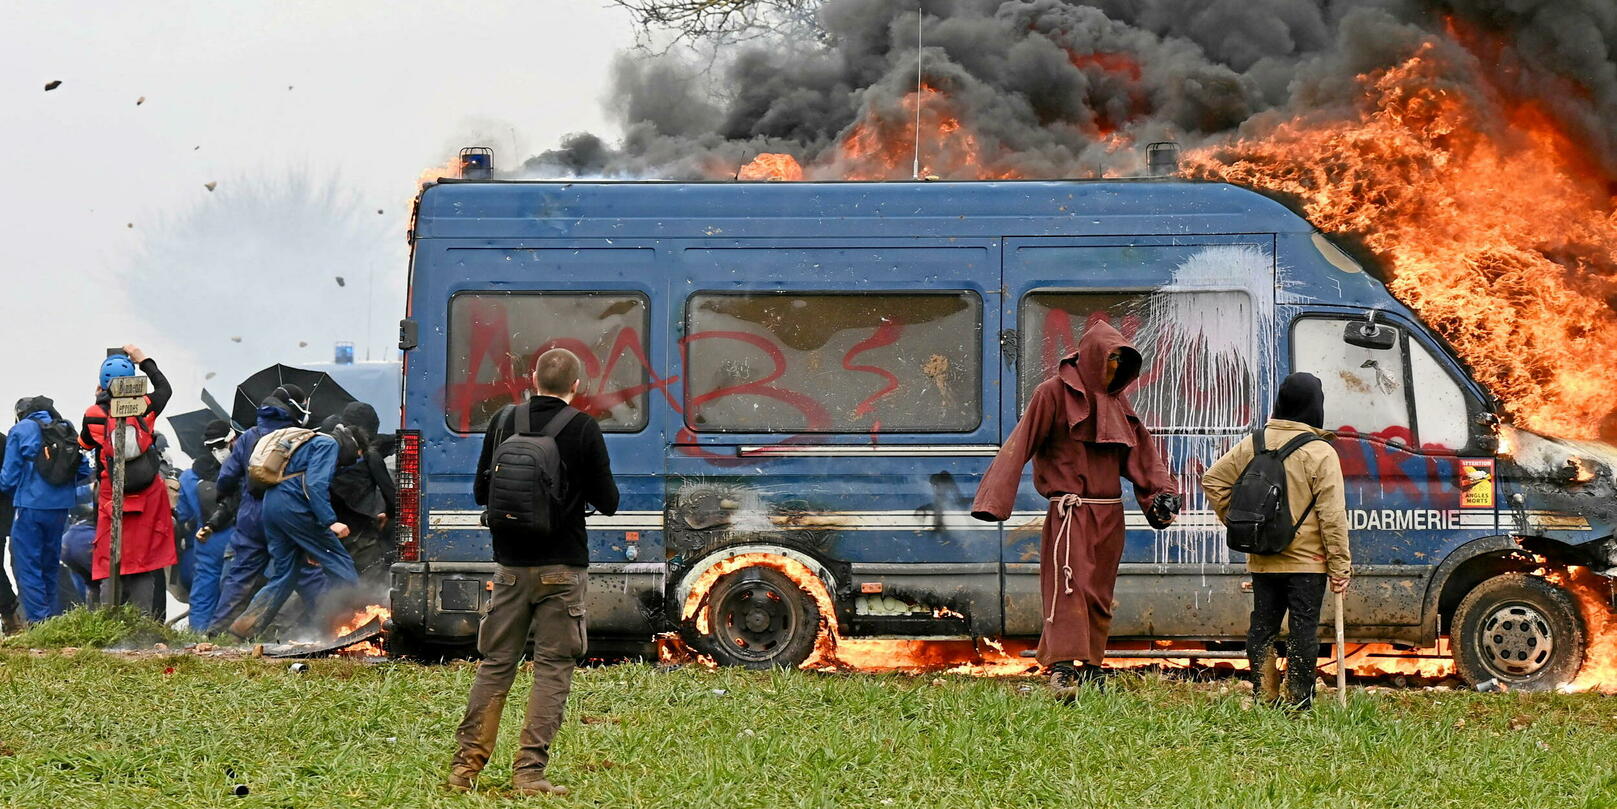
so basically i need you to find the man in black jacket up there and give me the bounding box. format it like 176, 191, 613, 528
448, 348, 618, 797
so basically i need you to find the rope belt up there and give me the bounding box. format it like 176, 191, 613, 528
1047, 494, 1125, 623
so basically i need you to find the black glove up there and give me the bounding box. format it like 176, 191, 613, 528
204, 492, 239, 534
1145, 492, 1181, 530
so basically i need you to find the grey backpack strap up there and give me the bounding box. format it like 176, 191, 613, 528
512, 404, 532, 435
539, 406, 582, 438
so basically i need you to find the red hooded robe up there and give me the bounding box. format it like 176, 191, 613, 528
971, 321, 1176, 667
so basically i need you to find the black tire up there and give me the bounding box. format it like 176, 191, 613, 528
1451, 572, 1585, 692
698, 566, 821, 670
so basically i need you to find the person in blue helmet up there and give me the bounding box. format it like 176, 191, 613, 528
1, 396, 91, 622
203, 385, 322, 634
177, 419, 235, 633
228, 425, 362, 639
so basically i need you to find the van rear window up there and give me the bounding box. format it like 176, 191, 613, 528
684, 292, 982, 433
446, 292, 650, 433
1020, 290, 1258, 431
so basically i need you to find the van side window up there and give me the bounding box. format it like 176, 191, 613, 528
1020, 290, 1258, 431
1409, 338, 1471, 451
445, 292, 650, 433
1292, 317, 1412, 443
684, 292, 982, 433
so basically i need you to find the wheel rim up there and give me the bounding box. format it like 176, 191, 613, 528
1477, 601, 1556, 678
713, 576, 799, 663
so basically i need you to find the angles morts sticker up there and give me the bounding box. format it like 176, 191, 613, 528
1459, 459, 1495, 508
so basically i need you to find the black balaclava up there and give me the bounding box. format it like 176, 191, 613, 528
340, 402, 381, 439
264, 383, 311, 425
1274, 372, 1326, 429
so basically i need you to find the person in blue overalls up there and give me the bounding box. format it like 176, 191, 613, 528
0, 397, 90, 622
178, 420, 235, 633
228, 425, 362, 639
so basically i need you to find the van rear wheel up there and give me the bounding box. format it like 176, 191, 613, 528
699, 566, 821, 670
1451, 572, 1585, 692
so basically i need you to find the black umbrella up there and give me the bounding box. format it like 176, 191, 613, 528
231, 364, 356, 429
166, 408, 218, 463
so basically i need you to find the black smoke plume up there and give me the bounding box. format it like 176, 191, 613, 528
524, 0, 1617, 181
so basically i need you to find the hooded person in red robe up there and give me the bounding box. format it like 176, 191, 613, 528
972, 320, 1179, 694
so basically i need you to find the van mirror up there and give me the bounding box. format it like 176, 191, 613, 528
1343, 320, 1397, 351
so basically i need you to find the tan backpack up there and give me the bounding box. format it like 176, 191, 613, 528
247, 427, 319, 495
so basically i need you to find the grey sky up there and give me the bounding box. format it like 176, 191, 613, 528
0, 1, 630, 434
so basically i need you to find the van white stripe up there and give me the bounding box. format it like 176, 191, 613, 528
737, 445, 1002, 458
428, 508, 1501, 532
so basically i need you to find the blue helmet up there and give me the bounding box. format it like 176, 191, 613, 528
99, 355, 136, 390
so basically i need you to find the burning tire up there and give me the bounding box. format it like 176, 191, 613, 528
1451, 572, 1586, 691
698, 565, 821, 669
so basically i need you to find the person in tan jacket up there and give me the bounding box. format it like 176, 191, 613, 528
1202, 372, 1350, 709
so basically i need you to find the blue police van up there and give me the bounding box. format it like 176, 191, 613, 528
388, 178, 1617, 690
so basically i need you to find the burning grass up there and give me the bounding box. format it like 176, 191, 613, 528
4, 652, 1617, 808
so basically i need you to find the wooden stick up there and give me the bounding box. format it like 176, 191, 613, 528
1334, 590, 1348, 707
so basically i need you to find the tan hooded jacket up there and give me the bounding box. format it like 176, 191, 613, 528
1201, 419, 1352, 577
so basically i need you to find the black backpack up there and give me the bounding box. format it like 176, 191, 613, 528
485, 405, 581, 536
1224, 426, 1326, 555
35, 420, 82, 487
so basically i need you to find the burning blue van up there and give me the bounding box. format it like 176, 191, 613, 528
389, 178, 1617, 690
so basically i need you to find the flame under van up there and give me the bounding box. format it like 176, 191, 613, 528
389, 178, 1617, 690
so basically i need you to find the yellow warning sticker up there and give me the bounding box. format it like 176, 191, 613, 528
1460, 459, 1495, 509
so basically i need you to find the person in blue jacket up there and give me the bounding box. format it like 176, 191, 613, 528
59, 489, 97, 606
228, 425, 362, 639
205, 386, 322, 634
178, 419, 235, 633
0, 397, 90, 622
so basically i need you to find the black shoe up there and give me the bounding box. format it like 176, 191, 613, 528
1048, 664, 1080, 702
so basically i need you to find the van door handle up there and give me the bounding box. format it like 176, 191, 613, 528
999, 329, 1019, 367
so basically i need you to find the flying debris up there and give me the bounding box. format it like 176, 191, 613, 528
193, 146, 200, 151
230, 336, 242, 343
334, 276, 345, 287
376, 209, 384, 215
43, 80, 61, 91
204, 182, 217, 192
126, 223, 133, 229
287, 85, 294, 91
136, 96, 145, 106
297, 341, 308, 348
205, 372, 216, 380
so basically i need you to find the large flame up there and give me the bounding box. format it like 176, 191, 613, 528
1186, 38, 1617, 439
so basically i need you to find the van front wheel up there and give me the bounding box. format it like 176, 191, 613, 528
1451, 572, 1585, 691
699, 566, 821, 670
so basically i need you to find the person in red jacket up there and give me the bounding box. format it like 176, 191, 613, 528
971, 321, 1179, 697
79, 344, 176, 616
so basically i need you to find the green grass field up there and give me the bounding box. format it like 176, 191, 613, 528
3, 650, 1617, 808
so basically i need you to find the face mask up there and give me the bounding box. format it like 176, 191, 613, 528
211, 447, 230, 464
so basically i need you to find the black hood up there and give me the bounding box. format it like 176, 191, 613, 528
1274, 372, 1325, 430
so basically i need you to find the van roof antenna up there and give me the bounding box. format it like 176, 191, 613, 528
912, 8, 923, 181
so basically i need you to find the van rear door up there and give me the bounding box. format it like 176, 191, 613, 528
1001, 236, 1275, 639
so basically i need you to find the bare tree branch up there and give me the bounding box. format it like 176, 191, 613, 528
611, 0, 825, 49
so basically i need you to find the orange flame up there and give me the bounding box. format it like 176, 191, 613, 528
335, 604, 390, 658
1185, 40, 1617, 439
738, 153, 805, 181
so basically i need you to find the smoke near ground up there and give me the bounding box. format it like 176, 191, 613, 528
525, 0, 1617, 182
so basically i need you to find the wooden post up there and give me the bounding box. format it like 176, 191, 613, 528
108, 419, 126, 607
1334, 590, 1348, 708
